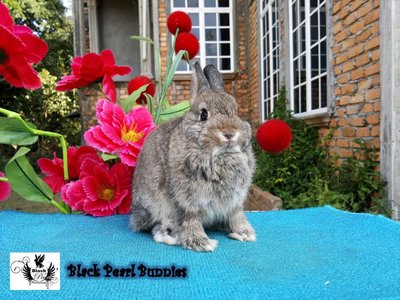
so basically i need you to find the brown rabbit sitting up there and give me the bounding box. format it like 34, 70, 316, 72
130, 63, 256, 251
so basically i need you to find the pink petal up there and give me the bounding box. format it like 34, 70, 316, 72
0, 171, 11, 201
61, 181, 86, 211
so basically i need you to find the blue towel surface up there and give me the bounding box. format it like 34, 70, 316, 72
1, 206, 400, 300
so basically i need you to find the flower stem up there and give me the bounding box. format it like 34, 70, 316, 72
50, 199, 69, 214
0, 177, 9, 182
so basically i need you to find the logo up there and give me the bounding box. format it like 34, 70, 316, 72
10, 252, 60, 290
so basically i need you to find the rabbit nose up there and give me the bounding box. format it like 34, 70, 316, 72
224, 133, 233, 140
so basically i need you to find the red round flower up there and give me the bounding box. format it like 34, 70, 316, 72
175, 32, 199, 60
167, 11, 192, 34
256, 119, 292, 154
127, 76, 155, 105
0, 1, 48, 89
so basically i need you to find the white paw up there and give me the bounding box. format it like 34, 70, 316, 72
228, 232, 256, 242
153, 232, 178, 245
205, 239, 218, 251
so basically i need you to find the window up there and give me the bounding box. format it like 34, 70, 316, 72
260, 0, 281, 121
289, 0, 328, 116
171, 0, 234, 73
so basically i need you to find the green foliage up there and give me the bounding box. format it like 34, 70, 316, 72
254, 87, 389, 216
0, 0, 79, 160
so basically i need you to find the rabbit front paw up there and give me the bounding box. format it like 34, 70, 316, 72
228, 227, 256, 242
182, 235, 218, 252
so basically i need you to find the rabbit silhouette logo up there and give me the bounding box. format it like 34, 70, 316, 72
10, 252, 60, 290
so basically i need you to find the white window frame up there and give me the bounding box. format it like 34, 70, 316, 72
171, 0, 234, 73
259, 0, 281, 121
289, 0, 328, 117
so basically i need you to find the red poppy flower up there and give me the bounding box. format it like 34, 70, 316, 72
0, 171, 11, 202
127, 76, 155, 105
61, 159, 132, 216
167, 11, 192, 34
175, 32, 199, 60
37, 146, 102, 193
256, 119, 292, 154
56, 49, 131, 102
0, 1, 48, 89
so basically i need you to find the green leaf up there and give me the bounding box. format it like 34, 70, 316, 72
159, 100, 191, 123
0, 117, 38, 145
164, 50, 186, 91
101, 153, 119, 161
5, 147, 54, 203
119, 84, 150, 113
129, 35, 154, 44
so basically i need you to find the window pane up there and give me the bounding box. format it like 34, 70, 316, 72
219, 13, 230, 26
218, 0, 229, 7
192, 28, 200, 39
187, 0, 198, 7
220, 43, 230, 55
174, 0, 185, 7
205, 0, 216, 7
310, 0, 318, 12
292, 1, 298, 28
206, 29, 217, 41
300, 85, 307, 112
221, 58, 231, 70
206, 57, 218, 67
321, 75, 327, 107
177, 59, 187, 71
220, 28, 230, 41
206, 43, 217, 55
311, 79, 319, 109
189, 13, 199, 26
294, 87, 300, 113
205, 13, 216, 26
293, 29, 298, 57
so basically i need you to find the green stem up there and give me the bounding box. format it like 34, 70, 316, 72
0, 177, 9, 182
50, 199, 69, 214
0, 107, 69, 181
154, 28, 180, 124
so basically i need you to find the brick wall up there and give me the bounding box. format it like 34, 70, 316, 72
326, 0, 380, 162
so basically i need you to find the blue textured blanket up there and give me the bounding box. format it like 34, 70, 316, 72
1, 206, 399, 299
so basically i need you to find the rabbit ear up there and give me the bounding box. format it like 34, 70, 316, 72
191, 62, 210, 103
204, 64, 224, 92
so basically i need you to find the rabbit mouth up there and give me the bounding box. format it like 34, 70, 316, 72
212, 143, 241, 156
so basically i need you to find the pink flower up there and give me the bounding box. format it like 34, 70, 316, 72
61, 159, 132, 216
84, 100, 155, 167
37, 146, 102, 193
0, 1, 48, 89
0, 171, 11, 201
56, 49, 131, 102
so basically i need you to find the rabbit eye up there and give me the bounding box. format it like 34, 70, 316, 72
199, 108, 208, 121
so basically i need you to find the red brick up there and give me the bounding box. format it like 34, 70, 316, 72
335, 31, 349, 43
334, 66, 342, 75
366, 138, 380, 149
341, 38, 356, 50
341, 84, 356, 95
366, 113, 380, 125
338, 117, 349, 126
350, 69, 365, 80
336, 108, 346, 117
343, 127, 356, 137
350, 94, 364, 103
349, 116, 365, 126
365, 88, 380, 100
374, 102, 381, 112
371, 49, 380, 61
336, 138, 350, 147
347, 44, 364, 59
357, 127, 371, 137
349, 0, 364, 12
371, 125, 380, 136
364, 63, 380, 76
347, 104, 361, 115
350, 20, 364, 35
338, 74, 349, 84
365, 36, 380, 51
343, 61, 355, 72
336, 52, 348, 64
355, 53, 370, 67
364, 9, 379, 26
362, 103, 374, 113
358, 2, 374, 19
336, 148, 354, 158
358, 79, 371, 91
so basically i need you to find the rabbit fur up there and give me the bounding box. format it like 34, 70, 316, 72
130, 63, 256, 251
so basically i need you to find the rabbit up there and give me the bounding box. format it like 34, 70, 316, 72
130, 62, 256, 252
